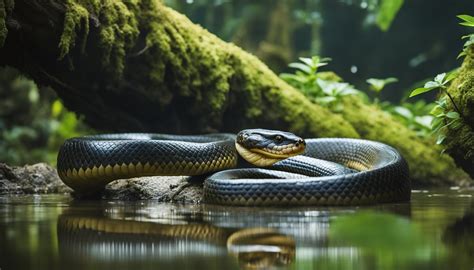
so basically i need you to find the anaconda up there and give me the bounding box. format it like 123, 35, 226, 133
57, 129, 410, 206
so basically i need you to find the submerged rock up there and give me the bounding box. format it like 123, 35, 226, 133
0, 163, 72, 194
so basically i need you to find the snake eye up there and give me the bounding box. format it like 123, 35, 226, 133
275, 135, 283, 142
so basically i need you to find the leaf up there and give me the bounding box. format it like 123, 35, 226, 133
289, 62, 312, 74
429, 105, 444, 116
424, 81, 438, 88
299, 57, 313, 66
366, 78, 385, 92
409, 87, 437, 97
367, 77, 398, 92
457, 14, 474, 27
434, 73, 446, 84
51, 100, 63, 118
393, 106, 413, 119
414, 116, 433, 129
436, 134, 446, 145
445, 69, 459, 82
430, 117, 444, 131
376, 0, 404, 31
445, 111, 460, 119
457, 51, 467, 59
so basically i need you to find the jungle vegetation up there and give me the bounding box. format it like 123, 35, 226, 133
0, 0, 472, 185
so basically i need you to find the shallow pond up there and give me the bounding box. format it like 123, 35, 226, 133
0, 188, 473, 270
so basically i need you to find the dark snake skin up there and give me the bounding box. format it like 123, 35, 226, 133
57, 134, 411, 206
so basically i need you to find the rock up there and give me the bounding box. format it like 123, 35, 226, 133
0, 163, 72, 194
0, 162, 205, 203
101, 176, 204, 203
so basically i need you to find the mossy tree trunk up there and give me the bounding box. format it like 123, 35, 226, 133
445, 48, 474, 178
0, 0, 470, 185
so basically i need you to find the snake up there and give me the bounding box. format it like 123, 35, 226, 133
58, 212, 296, 268
57, 129, 411, 206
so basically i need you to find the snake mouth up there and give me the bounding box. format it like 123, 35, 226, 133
235, 129, 306, 167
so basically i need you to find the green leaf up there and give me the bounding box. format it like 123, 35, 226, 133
457, 51, 467, 59
445, 69, 459, 82
393, 106, 413, 119
434, 73, 446, 84
436, 134, 446, 145
376, 0, 404, 31
366, 77, 398, 92
445, 111, 460, 119
457, 14, 474, 27
424, 81, 440, 88
409, 87, 437, 97
414, 116, 433, 129
51, 100, 63, 118
299, 57, 313, 66
429, 105, 444, 116
431, 117, 444, 131
288, 62, 312, 74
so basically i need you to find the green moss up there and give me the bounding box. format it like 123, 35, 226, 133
0, 0, 14, 48
58, 0, 139, 75
135, 2, 359, 137
58, 0, 89, 59
444, 47, 474, 178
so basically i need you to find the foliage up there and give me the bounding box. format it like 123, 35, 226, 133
409, 72, 456, 98
366, 77, 398, 93
457, 14, 474, 59
383, 100, 434, 138
376, 0, 404, 32
280, 56, 361, 111
430, 96, 462, 145
0, 67, 90, 165
280, 55, 446, 141
409, 72, 462, 145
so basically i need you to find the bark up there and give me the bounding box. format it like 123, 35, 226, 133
0, 0, 470, 186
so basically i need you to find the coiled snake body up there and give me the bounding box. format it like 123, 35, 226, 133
57, 129, 410, 206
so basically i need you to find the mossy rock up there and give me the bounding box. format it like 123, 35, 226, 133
445, 47, 474, 179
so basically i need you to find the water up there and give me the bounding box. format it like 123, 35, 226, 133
0, 189, 473, 270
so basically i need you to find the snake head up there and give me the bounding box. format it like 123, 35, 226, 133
235, 129, 305, 167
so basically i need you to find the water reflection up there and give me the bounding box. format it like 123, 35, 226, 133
0, 190, 473, 270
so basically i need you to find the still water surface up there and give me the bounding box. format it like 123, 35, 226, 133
0, 189, 473, 270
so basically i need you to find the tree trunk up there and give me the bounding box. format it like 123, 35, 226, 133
0, 0, 469, 186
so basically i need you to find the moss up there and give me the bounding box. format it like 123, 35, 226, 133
58, 0, 139, 75
136, 2, 359, 137
0, 0, 14, 48
444, 47, 474, 178
58, 0, 90, 59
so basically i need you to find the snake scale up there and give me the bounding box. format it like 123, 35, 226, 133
57, 129, 411, 206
